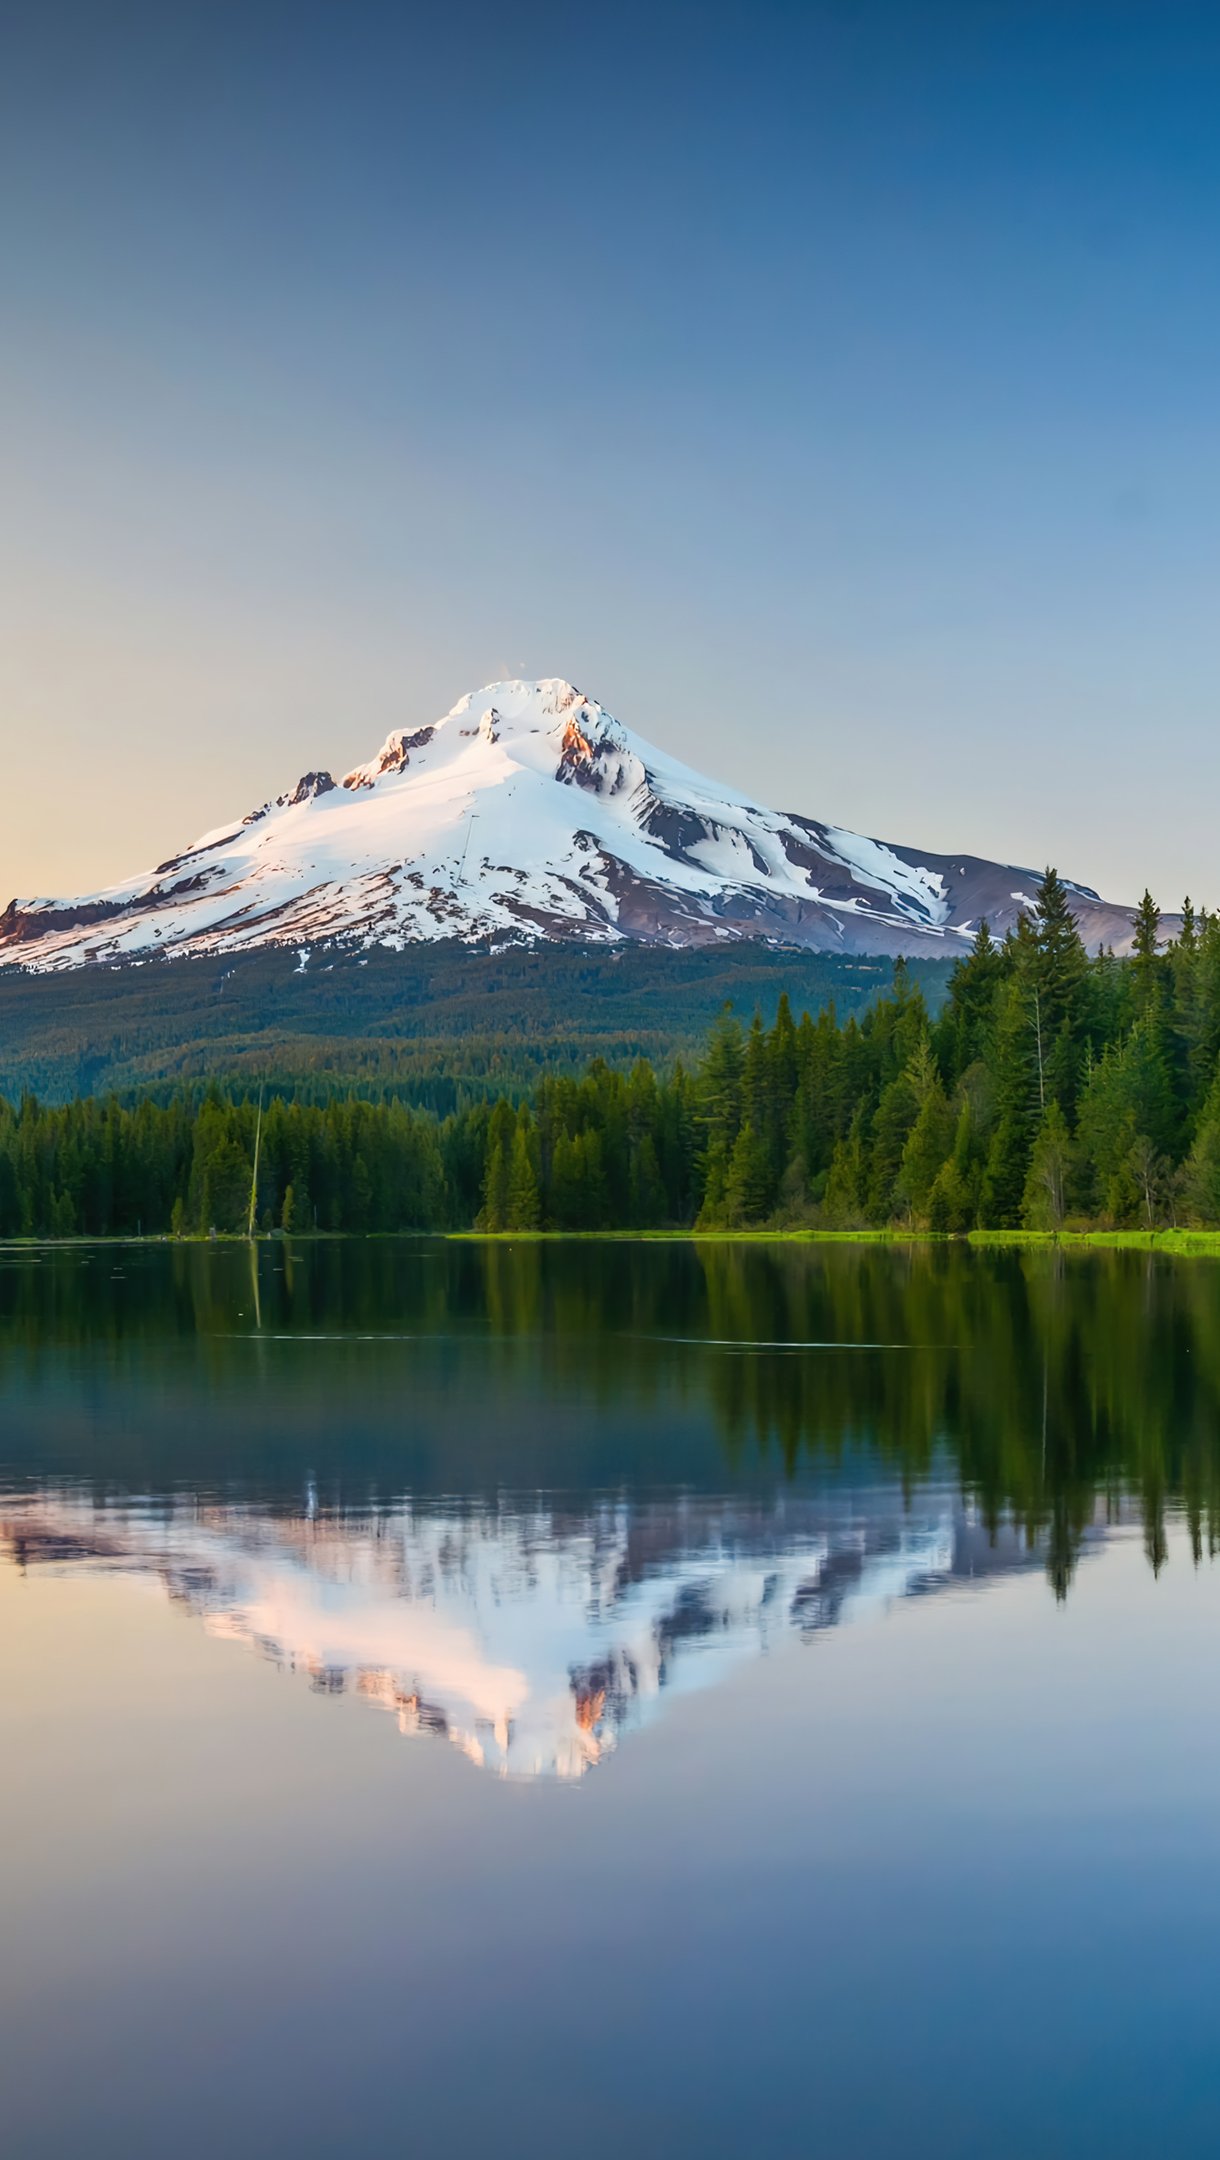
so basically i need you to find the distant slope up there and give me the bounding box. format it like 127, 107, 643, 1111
0, 942, 953, 1105
0, 677, 1158, 969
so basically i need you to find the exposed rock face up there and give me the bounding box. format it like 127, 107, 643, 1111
283, 771, 336, 806
343, 728, 434, 789
0, 677, 1165, 970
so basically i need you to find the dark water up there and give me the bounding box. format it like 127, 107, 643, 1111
3, 1237, 1220, 2158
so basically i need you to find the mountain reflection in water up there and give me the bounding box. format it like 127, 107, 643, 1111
2, 1235, 1218, 1778
1, 1487, 1111, 1778
7, 1236, 1220, 2160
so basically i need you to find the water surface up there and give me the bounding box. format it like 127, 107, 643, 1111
3, 1238, 1220, 2156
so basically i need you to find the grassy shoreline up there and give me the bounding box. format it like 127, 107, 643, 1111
448, 1227, 1220, 1255
4, 1227, 1220, 1257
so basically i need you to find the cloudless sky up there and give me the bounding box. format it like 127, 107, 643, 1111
2, 0, 1218, 905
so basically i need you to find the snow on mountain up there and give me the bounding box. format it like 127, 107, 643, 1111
0, 677, 1149, 969
2, 1487, 1065, 1780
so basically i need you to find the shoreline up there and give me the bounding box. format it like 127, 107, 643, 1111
448, 1228, 1220, 1254
4, 1227, 1220, 1257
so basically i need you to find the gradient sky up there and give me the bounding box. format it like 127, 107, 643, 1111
2, 0, 1218, 908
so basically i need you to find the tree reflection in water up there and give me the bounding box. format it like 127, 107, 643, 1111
0, 1240, 1216, 1711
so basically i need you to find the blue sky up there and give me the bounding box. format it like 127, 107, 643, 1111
2, 0, 1218, 904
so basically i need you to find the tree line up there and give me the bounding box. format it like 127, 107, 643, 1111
0, 937, 930, 1104
692, 871, 1220, 1233
1, 871, 1218, 1236
5, 1236, 1219, 1600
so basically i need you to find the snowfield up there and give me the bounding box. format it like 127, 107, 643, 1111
0, 678, 1147, 968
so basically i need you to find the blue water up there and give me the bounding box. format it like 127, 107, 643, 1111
3, 1237, 1220, 2157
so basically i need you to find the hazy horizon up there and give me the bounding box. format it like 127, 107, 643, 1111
4, 0, 1219, 911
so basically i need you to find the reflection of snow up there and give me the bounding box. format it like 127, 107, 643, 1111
1, 1491, 1012, 1780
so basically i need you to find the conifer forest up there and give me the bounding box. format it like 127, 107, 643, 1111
3, 875, 1219, 1239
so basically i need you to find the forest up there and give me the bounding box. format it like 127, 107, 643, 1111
1, 872, 1218, 1238
0, 938, 929, 1103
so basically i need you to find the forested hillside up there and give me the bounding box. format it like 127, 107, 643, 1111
1, 876, 1217, 1237
0, 940, 947, 1104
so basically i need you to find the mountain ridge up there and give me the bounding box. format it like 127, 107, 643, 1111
1, 676, 1160, 969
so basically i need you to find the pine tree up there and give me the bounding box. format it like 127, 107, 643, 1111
865, 1070, 920, 1219
723, 1119, 772, 1226
977, 951, 1040, 1227
505, 1110, 541, 1230
350, 1152, 373, 1231
478, 1098, 515, 1230
1127, 1132, 1171, 1230
1031, 867, 1088, 1115
50, 1188, 77, 1237
822, 1111, 867, 1228
281, 1180, 311, 1234
1022, 1101, 1074, 1230
577, 1130, 608, 1227
696, 1137, 731, 1228
766, 992, 800, 1177
896, 1070, 954, 1222
548, 1130, 583, 1229
936, 920, 1005, 1086
199, 1136, 252, 1234
658, 1062, 697, 1221
699, 1006, 744, 1156
1180, 1063, 1220, 1224
740, 1015, 770, 1141
790, 1007, 843, 1184
926, 1151, 972, 1233
629, 1133, 666, 1226
1169, 897, 1208, 1104
1132, 889, 1162, 1017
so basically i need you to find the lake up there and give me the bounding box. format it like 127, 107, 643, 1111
3, 1236, 1220, 2157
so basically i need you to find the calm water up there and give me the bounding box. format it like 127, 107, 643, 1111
4, 1237, 1220, 2157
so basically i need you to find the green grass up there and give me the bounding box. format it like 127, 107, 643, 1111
452, 1226, 1220, 1254
7, 1225, 1220, 1257
966, 1227, 1220, 1255
448, 1227, 920, 1243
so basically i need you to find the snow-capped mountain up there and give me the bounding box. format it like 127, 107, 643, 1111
0, 678, 1149, 969
1, 1487, 1076, 1780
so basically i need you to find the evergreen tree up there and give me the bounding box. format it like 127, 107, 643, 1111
865, 1057, 922, 1220
1030, 867, 1088, 1115
724, 1119, 772, 1226
629, 1133, 666, 1226
977, 955, 1039, 1227
350, 1152, 373, 1231
822, 1111, 867, 1227
478, 1098, 515, 1230
926, 1150, 972, 1233
1022, 1101, 1073, 1230
505, 1110, 541, 1230
548, 1130, 584, 1229
1181, 1063, 1220, 1224
896, 1068, 955, 1222
696, 1137, 731, 1229
699, 1006, 744, 1156
937, 919, 1006, 1086
281, 1180, 311, 1234
1127, 1132, 1172, 1230
7, 911, 1220, 1242
1132, 889, 1163, 1018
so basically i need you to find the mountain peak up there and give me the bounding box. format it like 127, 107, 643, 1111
0, 676, 1163, 970
340, 678, 609, 793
